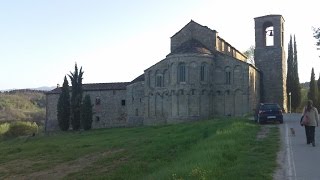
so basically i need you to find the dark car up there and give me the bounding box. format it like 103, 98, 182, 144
255, 103, 283, 124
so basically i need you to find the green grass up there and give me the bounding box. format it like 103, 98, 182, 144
0, 118, 279, 179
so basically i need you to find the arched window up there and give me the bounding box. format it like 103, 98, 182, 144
178, 63, 186, 83
200, 63, 207, 82
263, 21, 274, 46
156, 74, 163, 87
155, 70, 163, 87
225, 67, 231, 85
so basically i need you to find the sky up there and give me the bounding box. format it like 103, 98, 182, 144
0, 0, 320, 90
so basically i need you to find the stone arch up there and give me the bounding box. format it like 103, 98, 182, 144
189, 61, 198, 85
200, 62, 208, 82
234, 89, 244, 116
155, 70, 163, 87
225, 66, 231, 85
233, 65, 242, 86
263, 21, 274, 46
224, 89, 232, 116
163, 69, 169, 87
178, 62, 186, 83
200, 89, 209, 117
214, 67, 223, 84
147, 70, 152, 87
189, 89, 199, 116
214, 90, 224, 115
155, 92, 163, 117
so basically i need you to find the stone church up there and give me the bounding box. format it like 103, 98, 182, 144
45, 14, 287, 131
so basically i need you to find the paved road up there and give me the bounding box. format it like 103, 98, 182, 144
275, 113, 320, 180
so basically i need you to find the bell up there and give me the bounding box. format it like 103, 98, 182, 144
268, 30, 273, 36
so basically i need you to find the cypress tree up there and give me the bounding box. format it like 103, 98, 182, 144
69, 63, 84, 130
317, 74, 320, 109
291, 35, 301, 111
286, 35, 294, 109
81, 94, 93, 130
57, 76, 70, 131
308, 68, 318, 106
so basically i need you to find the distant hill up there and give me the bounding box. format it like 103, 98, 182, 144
0, 90, 46, 124
1, 86, 55, 92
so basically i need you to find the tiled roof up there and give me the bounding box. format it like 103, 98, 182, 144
47, 82, 130, 94
169, 39, 213, 55
130, 74, 145, 84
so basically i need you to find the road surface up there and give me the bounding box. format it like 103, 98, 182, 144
274, 113, 320, 180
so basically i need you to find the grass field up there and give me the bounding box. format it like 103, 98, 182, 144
0, 117, 279, 180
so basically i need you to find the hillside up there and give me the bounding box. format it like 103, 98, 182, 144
0, 90, 46, 124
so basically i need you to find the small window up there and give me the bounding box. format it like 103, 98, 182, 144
135, 108, 139, 116
200, 63, 207, 82
95, 97, 101, 105
178, 63, 186, 82
121, 100, 126, 106
156, 74, 163, 87
226, 71, 231, 84
191, 89, 195, 95
96, 116, 100, 122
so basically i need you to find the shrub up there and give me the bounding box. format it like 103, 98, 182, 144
0, 123, 10, 135
3, 121, 39, 137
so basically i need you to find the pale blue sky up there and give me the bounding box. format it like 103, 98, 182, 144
0, 0, 319, 90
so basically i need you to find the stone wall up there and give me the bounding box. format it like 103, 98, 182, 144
143, 51, 260, 125
171, 21, 217, 53
84, 90, 127, 128
254, 15, 287, 112
45, 94, 60, 131
126, 81, 145, 126
45, 89, 127, 131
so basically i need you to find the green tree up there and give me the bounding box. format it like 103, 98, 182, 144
243, 45, 255, 64
68, 63, 84, 130
308, 68, 318, 106
81, 94, 93, 130
286, 35, 294, 109
57, 76, 70, 131
313, 27, 320, 48
291, 35, 301, 111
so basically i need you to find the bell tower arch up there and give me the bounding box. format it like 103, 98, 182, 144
254, 15, 287, 111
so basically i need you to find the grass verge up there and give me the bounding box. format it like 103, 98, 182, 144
0, 118, 279, 179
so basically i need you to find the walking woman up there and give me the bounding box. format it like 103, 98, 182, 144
301, 100, 319, 146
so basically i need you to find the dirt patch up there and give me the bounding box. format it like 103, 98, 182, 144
256, 125, 270, 140
2, 149, 125, 180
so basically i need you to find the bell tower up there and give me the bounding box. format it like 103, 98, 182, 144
254, 15, 287, 111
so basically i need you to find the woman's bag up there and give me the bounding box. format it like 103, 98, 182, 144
302, 114, 310, 125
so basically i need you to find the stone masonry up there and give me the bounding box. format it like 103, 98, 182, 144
45, 14, 286, 131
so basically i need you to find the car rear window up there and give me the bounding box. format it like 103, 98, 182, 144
260, 104, 280, 110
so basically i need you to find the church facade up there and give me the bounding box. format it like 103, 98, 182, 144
45, 15, 287, 131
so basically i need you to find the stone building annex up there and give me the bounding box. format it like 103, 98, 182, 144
45, 14, 287, 131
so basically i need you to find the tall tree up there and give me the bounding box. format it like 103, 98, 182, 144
286, 35, 294, 110
317, 74, 320, 109
81, 94, 93, 130
313, 27, 320, 57
57, 76, 70, 131
308, 68, 318, 106
291, 35, 301, 111
243, 45, 255, 64
68, 63, 84, 130
313, 27, 320, 48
